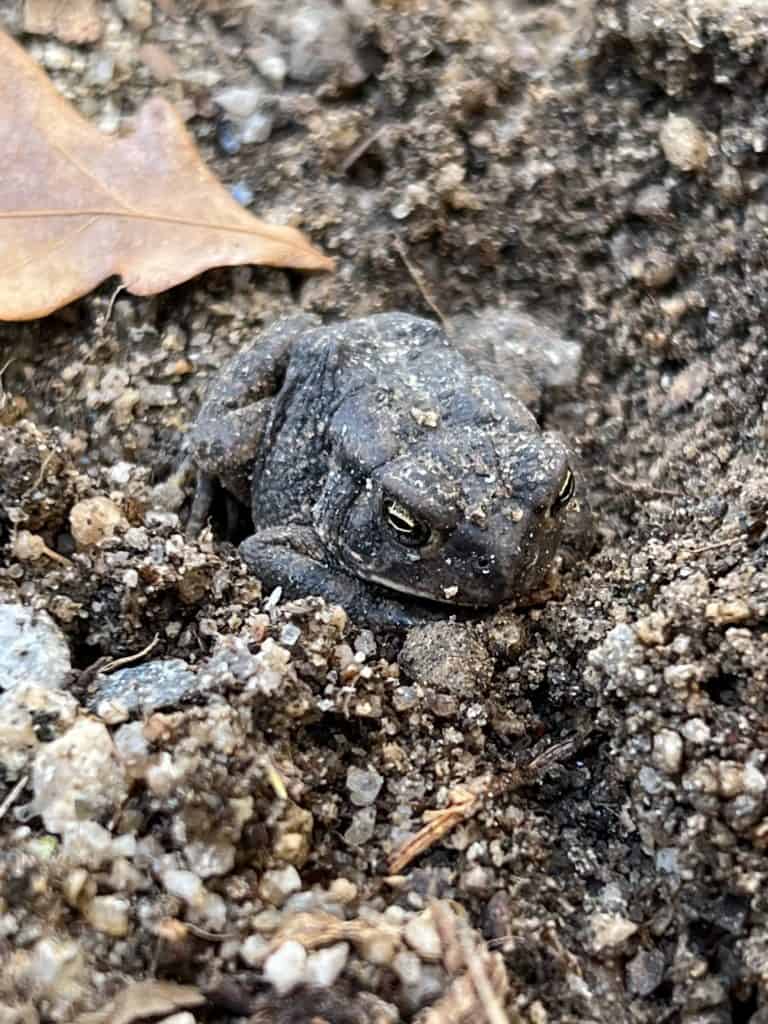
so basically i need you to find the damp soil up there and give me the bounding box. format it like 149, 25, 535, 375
1, 2, 768, 1022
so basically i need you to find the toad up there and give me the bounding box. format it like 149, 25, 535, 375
185, 313, 589, 627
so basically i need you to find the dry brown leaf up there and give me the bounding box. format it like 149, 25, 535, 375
73, 979, 206, 1024
0, 30, 333, 321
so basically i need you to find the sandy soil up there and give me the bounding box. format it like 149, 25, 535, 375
1, 1, 768, 1022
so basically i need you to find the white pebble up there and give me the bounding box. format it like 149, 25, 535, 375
258, 865, 302, 906
653, 729, 683, 775
404, 912, 441, 961
84, 895, 130, 937
0, 604, 72, 693
214, 85, 265, 120
69, 497, 125, 548
682, 718, 710, 744
32, 718, 128, 834
393, 949, 422, 986
590, 912, 638, 953
305, 942, 350, 988
161, 869, 207, 909
241, 110, 273, 145
240, 933, 270, 966
263, 940, 308, 995
659, 114, 709, 171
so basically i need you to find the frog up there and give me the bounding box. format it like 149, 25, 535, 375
184, 312, 590, 628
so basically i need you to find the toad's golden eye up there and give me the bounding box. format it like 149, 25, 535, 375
383, 497, 432, 548
554, 467, 575, 512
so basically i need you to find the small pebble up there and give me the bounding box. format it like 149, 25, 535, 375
653, 729, 683, 775
240, 933, 270, 966
590, 912, 638, 953
305, 942, 350, 988
217, 121, 242, 156
115, 0, 151, 30
23, 939, 86, 996
186, 839, 235, 879
344, 807, 376, 846
88, 659, 200, 716
240, 110, 274, 145
0, 604, 72, 693
403, 912, 441, 961
659, 114, 709, 171
69, 496, 125, 548
258, 866, 302, 906
263, 940, 308, 996
346, 766, 384, 807
279, 623, 301, 647
626, 948, 665, 996
230, 181, 254, 207
213, 85, 265, 120
393, 949, 422, 986
161, 869, 207, 910
32, 718, 129, 834
83, 895, 130, 937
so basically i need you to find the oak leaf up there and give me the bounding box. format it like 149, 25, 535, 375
0, 30, 333, 321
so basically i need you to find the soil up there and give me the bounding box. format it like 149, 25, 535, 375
1, 1, 768, 1022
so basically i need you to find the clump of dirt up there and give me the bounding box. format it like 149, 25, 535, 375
1, 1, 768, 1021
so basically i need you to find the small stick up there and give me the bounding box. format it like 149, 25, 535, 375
339, 124, 385, 174
103, 283, 127, 326
0, 775, 29, 821
393, 237, 450, 333
101, 634, 160, 674
608, 473, 683, 499
461, 927, 512, 1024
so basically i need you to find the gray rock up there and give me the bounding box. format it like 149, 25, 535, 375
450, 307, 583, 408
399, 622, 493, 695
287, 2, 362, 85
88, 658, 200, 715
0, 603, 71, 692
626, 948, 665, 996
346, 766, 384, 806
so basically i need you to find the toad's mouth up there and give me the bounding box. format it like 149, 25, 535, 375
357, 570, 500, 608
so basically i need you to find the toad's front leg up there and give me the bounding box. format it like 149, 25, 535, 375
240, 526, 442, 630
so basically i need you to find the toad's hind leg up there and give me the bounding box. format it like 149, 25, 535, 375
185, 314, 320, 528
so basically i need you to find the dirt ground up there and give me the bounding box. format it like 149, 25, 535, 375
1, 1, 768, 1022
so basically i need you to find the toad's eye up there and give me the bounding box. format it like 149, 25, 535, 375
383, 497, 432, 547
553, 467, 575, 512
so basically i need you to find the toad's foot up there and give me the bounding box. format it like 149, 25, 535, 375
240, 527, 444, 630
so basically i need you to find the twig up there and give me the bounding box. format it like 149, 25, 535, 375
388, 777, 489, 875
461, 927, 512, 1024
388, 732, 585, 874
185, 922, 237, 941
339, 124, 385, 174
100, 634, 160, 674
688, 537, 740, 555
393, 237, 450, 332
0, 775, 29, 821
11, 450, 57, 546
0, 356, 13, 410
608, 473, 683, 499
103, 283, 126, 326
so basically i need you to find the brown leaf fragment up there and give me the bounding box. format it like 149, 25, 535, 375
0, 30, 333, 321
73, 979, 206, 1024
23, 0, 103, 44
